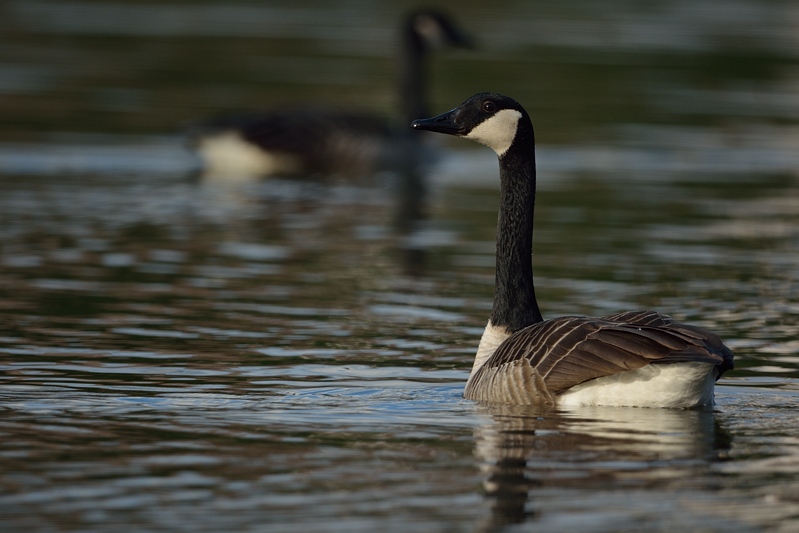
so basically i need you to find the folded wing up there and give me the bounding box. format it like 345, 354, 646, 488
465, 311, 734, 400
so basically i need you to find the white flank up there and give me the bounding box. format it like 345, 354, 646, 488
198, 131, 301, 179
465, 109, 522, 157
470, 320, 511, 376
557, 362, 717, 409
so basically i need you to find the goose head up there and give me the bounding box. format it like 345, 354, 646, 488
410, 93, 530, 158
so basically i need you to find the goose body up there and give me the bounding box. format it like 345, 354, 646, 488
411, 93, 734, 408
193, 10, 471, 179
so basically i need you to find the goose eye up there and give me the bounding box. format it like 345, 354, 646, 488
482, 101, 496, 113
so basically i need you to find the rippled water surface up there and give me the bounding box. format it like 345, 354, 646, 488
2, 1, 799, 532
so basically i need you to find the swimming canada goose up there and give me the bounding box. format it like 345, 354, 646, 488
193, 9, 471, 179
411, 93, 734, 408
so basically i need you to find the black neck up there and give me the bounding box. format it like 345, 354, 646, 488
490, 120, 543, 331
399, 28, 428, 124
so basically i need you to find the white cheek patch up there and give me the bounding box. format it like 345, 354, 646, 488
464, 109, 522, 157
414, 14, 445, 47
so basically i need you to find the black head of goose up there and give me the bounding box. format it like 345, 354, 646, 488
192, 10, 472, 179
411, 93, 734, 408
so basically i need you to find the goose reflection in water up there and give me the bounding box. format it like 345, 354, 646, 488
471, 405, 732, 532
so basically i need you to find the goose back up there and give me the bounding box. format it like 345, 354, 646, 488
465, 311, 734, 405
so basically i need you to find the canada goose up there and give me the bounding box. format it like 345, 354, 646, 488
193, 9, 471, 179
411, 93, 734, 408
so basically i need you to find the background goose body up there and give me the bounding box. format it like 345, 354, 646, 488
412, 93, 734, 408
192, 10, 471, 179
195, 110, 398, 178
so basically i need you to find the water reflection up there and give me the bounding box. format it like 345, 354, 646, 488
473, 405, 732, 532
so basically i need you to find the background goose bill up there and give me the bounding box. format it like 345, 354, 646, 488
410, 111, 463, 136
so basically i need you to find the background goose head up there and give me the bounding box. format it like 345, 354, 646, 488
411, 92, 533, 158
400, 10, 473, 123
404, 9, 473, 52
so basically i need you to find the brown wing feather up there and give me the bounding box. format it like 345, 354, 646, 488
602, 311, 734, 375
469, 311, 734, 397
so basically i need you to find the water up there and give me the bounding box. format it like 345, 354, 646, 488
1, 1, 799, 532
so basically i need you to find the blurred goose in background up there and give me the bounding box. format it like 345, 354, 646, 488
412, 93, 734, 408
192, 9, 472, 180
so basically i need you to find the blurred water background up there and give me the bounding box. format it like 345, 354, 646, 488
1, 1, 798, 532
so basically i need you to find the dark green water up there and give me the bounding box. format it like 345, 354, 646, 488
1, 1, 798, 531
